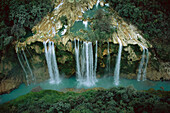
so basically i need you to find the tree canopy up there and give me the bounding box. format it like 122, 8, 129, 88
0, 0, 54, 50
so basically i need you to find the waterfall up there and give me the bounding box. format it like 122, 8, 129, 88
43, 41, 61, 84
51, 42, 61, 84
106, 41, 110, 73
75, 40, 97, 87
137, 44, 146, 81
22, 48, 35, 83
114, 37, 122, 86
96, 0, 100, 8
105, 3, 109, 7
75, 39, 81, 82
61, 25, 67, 35
17, 46, 36, 85
85, 42, 95, 86
94, 41, 98, 79
81, 8, 85, 13
54, 0, 64, 10
137, 45, 149, 81
143, 48, 149, 81
17, 51, 29, 85
25, 47, 32, 58
83, 20, 88, 29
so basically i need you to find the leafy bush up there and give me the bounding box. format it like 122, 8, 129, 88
1, 86, 169, 112
80, 9, 117, 42
0, 0, 54, 50
60, 16, 68, 25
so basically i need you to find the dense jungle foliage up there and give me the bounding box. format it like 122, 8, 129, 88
1, 86, 170, 113
107, 0, 170, 61
88, 9, 116, 41
76, 9, 116, 42
0, 0, 54, 50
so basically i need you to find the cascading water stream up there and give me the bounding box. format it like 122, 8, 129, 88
143, 48, 149, 81
137, 45, 149, 81
83, 20, 88, 30
96, 0, 100, 8
43, 40, 61, 84
75, 40, 97, 87
75, 39, 81, 82
54, 0, 64, 10
17, 48, 29, 85
51, 42, 61, 84
25, 47, 32, 58
85, 42, 95, 86
137, 44, 146, 81
44, 41, 54, 83
114, 37, 122, 86
106, 41, 110, 73
81, 42, 86, 80
94, 41, 98, 79
22, 48, 36, 83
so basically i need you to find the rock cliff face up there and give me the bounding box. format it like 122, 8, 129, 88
0, 45, 24, 94
16, 0, 152, 60
0, 0, 169, 94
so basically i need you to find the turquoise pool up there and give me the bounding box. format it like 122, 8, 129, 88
0, 76, 169, 104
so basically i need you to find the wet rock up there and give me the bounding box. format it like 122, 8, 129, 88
58, 55, 70, 64
0, 77, 23, 94
147, 67, 170, 81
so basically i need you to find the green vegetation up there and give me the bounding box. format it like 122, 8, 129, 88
108, 0, 170, 61
90, 9, 116, 41
1, 86, 170, 112
0, 0, 54, 50
77, 9, 116, 42
60, 16, 68, 26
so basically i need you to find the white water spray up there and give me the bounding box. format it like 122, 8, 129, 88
17, 51, 29, 85
96, 0, 100, 8
43, 41, 61, 84
54, 0, 64, 10
22, 48, 36, 83
75, 39, 81, 82
75, 40, 97, 87
106, 41, 110, 73
114, 37, 122, 86
94, 41, 98, 78
137, 45, 149, 81
83, 20, 88, 29
143, 48, 149, 81
51, 42, 61, 84
137, 45, 145, 81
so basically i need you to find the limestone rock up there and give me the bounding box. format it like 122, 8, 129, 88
124, 46, 139, 61
0, 77, 22, 94
103, 49, 108, 56
57, 55, 70, 64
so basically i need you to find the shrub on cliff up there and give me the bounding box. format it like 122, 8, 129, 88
83, 9, 116, 42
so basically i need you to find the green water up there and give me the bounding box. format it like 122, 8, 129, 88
83, 4, 108, 19
0, 77, 170, 104
70, 21, 91, 36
